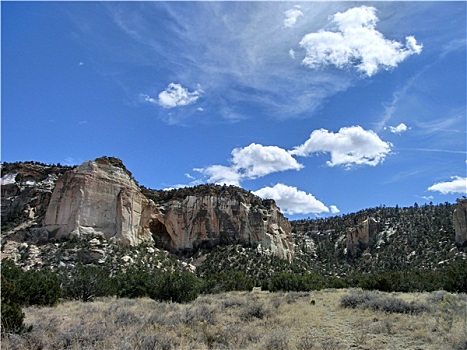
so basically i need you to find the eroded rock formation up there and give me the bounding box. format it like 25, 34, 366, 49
1, 163, 68, 229
346, 217, 379, 256
37, 157, 294, 259
44, 158, 153, 245
143, 194, 293, 260
453, 198, 467, 246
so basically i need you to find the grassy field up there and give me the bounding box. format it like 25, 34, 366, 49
2, 289, 466, 350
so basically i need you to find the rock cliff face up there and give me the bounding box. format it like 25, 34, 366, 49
453, 198, 467, 246
1, 163, 71, 230
44, 158, 152, 246
143, 192, 293, 260
346, 217, 379, 256
27, 157, 294, 259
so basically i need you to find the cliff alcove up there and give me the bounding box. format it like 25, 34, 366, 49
149, 219, 173, 250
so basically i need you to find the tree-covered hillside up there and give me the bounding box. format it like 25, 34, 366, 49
292, 202, 463, 276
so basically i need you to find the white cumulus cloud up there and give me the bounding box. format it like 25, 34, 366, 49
195, 165, 241, 187
283, 6, 303, 28
196, 143, 303, 185
299, 6, 423, 76
290, 126, 392, 167
428, 176, 467, 194
388, 123, 408, 134
330, 205, 340, 214
231, 143, 303, 178
157, 83, 203, 108
253, 183, 329, 215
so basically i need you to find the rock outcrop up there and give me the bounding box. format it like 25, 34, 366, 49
346, 217, 379, 256
38, 157, 294, 259
44, 157, 152, 246
1, 162, 69, 230
453, 198, 467, 246
142, 192, 293, 260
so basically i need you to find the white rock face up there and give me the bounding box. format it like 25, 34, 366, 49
45, 159, 152, 245
145, 194, 294, 261
1, 172, 17, 185
43, 158, 294, 259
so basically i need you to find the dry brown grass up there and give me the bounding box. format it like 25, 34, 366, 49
2, 289, 466, 350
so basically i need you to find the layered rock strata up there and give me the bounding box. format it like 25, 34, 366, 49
144, 194, 293, 260
45, 158, 152, 245
41, 157, 293, 259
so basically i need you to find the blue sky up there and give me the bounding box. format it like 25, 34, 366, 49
2, 1, 466, 219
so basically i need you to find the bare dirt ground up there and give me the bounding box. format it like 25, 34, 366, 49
2, 289, 466, 350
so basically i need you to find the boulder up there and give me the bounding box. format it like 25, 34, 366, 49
78, 248, 106, 264
29, 227, 50, 245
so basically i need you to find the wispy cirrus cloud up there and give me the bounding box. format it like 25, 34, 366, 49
414, 113, 465, 135
134, 2, 354, 121
283, 5, 303, 28
440, 38, 467, 58
79, 3, 428, 125
428, 176, 467, 194
299, 6, 423, 76
290, 126, 392, 167
253, 183, 330, 215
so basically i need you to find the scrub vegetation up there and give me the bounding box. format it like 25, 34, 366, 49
2, 289, 466, 350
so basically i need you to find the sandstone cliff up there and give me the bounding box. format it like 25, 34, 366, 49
453, 198, 467, 246
44, 157, 152, 246
12, 157, 294, 260
346, 217, 379, 256
142, 188, 294, 260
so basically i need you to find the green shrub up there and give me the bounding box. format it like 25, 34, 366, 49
1, 302, 26, 335
266, 272, 328, 292
19, 269, 61, 307
60, 264, 116, 302
267, 272, 310, 292
1, 268, 25, 335
149, 271, 202, 303
349, 269, 444, 293
442, 259, 467, 293
203, 270, 254, 293
114, 268, 153, 299
1, 260, 60, 335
